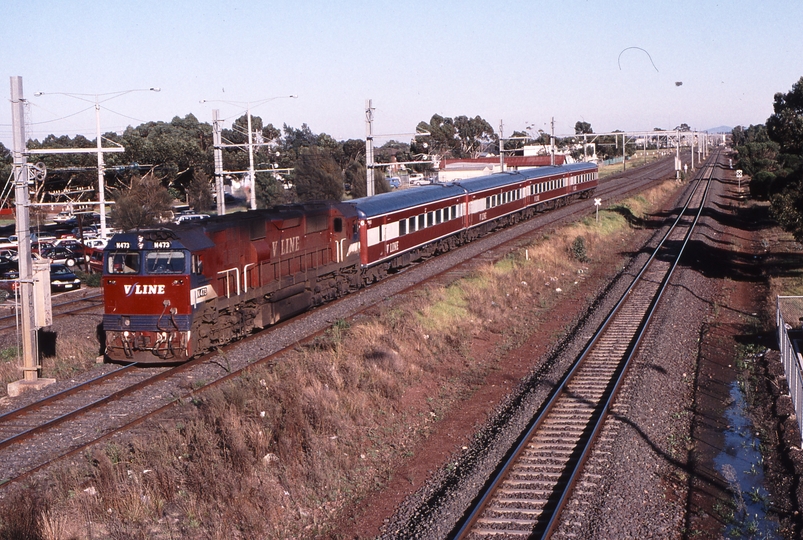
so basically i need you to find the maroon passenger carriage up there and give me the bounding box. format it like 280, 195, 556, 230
101, 162, 597, 363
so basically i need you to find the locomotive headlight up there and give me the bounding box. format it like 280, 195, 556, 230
123, 317, 130, 327
123, 331, 130, 337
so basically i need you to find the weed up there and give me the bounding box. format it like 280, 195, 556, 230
721, 463, 746, 515
747, 486, 765, 504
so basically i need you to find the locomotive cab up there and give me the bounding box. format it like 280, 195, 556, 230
102, 229, 213, 363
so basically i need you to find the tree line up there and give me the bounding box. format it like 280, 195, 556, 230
0, 111, 672, 230
733, 76, 803, 241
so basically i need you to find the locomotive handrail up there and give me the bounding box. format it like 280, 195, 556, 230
243, 263, 256, 292
216, 267, 240, 298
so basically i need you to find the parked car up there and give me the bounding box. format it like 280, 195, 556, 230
86, 247, 104, 273
30, 232, 57, 243
71, 225, 99, 239
0, 249, 17, 262
0, 263, 82, 294
388, 177, 401, 189
31, 242, 55, 254
83, 238, 107, 250
53, 211, 76, 224
175, 213, 210, 224
40, 246, 81, 267
52, 239, 85, 255
49, 264, 82, 293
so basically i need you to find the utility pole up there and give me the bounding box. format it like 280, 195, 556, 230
622, 132, 626, 171
33, 88, 158, 238
200, 95, 297, 210
550, 117, 555, 166
499, 120, 505, 172
365, 99, 375, 197
7, 76, 54, 397
212, 109, 225, 215
247, 106, 257, 210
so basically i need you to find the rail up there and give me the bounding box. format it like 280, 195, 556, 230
454, 153, 718, 539
776, 296, 803, 446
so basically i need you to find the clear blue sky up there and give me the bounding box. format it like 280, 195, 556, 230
1, 0, 801, 148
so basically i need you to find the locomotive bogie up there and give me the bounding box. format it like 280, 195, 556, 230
105, 329, 192, 363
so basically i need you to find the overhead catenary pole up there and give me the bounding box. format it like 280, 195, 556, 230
7, 76, 55, 397
365, 99, 375, 197
622, 132, 626, 171
212, 109, 225, 215
247, 106, 257, 210
10, 77, 37, 381
499, 120, 505, 171
33, 87, 159, 239
550, 117, 555, 166
95, 98, 108, 238
200, 95, 297, 209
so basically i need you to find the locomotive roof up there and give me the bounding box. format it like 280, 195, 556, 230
348, 183, 467, 218
454, 163, 597, 193
106, 228, 215, 251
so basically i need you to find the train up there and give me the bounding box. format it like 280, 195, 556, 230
101, 162, 598, 363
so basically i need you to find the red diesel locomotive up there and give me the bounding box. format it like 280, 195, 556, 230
102, 162, 597, 363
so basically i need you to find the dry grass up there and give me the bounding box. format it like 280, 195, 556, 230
0, 323, 101, 399
0, 180, 683, 538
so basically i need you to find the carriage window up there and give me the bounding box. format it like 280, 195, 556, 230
409, 217, 417, 232
145, 251, 186, 274
399, 219, 407, 236
418, 214, 425, 230
108, 252, 140, 274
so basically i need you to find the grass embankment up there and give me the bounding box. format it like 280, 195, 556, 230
0, 180, 682, 539
0, 273, 103, 397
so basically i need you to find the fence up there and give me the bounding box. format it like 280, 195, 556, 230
776, 296, 803, 446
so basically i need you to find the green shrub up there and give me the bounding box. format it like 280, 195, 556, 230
570, 236, 589, 262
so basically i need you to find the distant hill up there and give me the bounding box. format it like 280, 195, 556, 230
705, 125, 732, 133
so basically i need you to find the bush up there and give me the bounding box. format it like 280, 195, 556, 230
750, 170, 776, 200
570, 236, 589, 262
75, 270, 101, 287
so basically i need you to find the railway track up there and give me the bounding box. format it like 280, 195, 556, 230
0, 289, 103, 333
0, 155, 683, 491
453, 152, 719, 539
